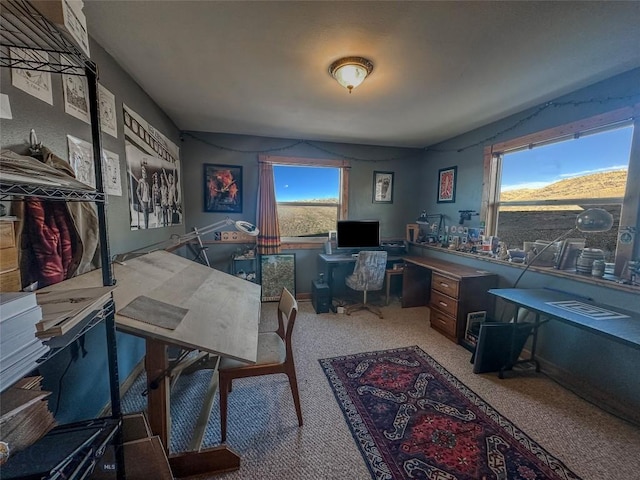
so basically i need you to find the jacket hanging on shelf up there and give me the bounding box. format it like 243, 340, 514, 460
9, 147, 100, 289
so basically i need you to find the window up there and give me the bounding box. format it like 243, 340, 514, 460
483, 106, 639, 274
269, 157, 349, 239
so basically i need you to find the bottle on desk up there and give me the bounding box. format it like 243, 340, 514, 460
591, 260, 605, 278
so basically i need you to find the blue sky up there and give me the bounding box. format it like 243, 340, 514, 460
273, 125, 633, 200
501, 125, 633, 191
274, 165, 339, 201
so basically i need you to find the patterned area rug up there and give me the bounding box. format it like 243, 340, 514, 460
320, 346, 581, 480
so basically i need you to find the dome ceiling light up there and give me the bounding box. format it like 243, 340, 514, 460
328, 56, 374, 93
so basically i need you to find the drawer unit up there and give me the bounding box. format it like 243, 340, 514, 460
0, 221, 16, 248
430, 288, 459, 318
0, 220, 21, 292
0, 269, 21, 292
402, 256, 498, 346
408, 260, 498, 345
429, 272, 460, 342
428, 271, 497, 344
429, 308, 457, 338
432, 273, 459, 298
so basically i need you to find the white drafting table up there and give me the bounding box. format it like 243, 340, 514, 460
42, 250, 262, 477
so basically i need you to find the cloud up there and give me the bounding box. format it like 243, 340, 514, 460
501, 181, 550, 192
559, 165, 627, 178
503, 165, 627, 191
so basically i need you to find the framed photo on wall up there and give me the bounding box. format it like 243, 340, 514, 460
203, 164, 242, 213
260, 254, 296, 302
437, 166, 457, 203
373, 171, 394, 204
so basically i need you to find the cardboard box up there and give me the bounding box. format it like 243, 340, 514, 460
120, 412, 152, 443
31, 0, 90, 57
89, 413, 172, 480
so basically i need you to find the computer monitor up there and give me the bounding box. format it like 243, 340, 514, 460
336, 220, 380, 249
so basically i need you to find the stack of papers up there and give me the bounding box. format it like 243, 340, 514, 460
0, 292, 49, 391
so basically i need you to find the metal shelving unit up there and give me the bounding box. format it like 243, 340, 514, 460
231, 253, 259, 283
1, 2, 123, 478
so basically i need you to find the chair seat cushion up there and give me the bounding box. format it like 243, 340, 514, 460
219, 332, 285, 370
345, 274, 361, 290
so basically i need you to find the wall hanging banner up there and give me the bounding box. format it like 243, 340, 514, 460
123, 104, 182, 230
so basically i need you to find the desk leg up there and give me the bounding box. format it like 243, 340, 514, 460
498, 307, 542, 379
385, 271, 391, 305
145, 338, 170, 450
145, 339, 241, 477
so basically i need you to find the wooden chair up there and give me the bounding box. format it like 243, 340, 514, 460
218, 287, 303, 442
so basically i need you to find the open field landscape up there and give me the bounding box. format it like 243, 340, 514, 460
498, 170, 625, 257
274, 170, 625, 259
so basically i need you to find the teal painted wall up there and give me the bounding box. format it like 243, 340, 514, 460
413, 68, 640, 420
180, 132, 423, 294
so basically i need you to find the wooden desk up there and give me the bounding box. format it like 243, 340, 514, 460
402, 256, 498, 346
43, 251, 262, 477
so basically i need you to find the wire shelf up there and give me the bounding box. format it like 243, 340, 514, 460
38, 299, 115, 364
0, 0, 92, 75
0, 182, 106, 202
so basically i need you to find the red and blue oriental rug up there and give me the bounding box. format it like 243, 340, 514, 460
320, 346, 580, 480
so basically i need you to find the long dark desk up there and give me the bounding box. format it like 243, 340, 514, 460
318, 253, 403, 305
489, 288, 640, 350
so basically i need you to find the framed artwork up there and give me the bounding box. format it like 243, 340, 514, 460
557, 238, 586, 270
373, 171, 394, 203
260, 254, 296, 302
203, 164, 242, 213
464, 310, 487, 348
437, 166, 457, 203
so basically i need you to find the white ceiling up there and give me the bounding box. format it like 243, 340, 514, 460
83, 1, 640, 148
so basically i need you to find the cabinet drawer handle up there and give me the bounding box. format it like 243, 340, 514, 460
439, 282, 449, 288
439, 301, 448, 307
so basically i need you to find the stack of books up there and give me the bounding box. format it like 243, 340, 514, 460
0, 292, 49, 391
0, 376, 56, 455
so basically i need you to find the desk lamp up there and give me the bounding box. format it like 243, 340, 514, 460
512, 208, 613, 288
114, 217, 259, 266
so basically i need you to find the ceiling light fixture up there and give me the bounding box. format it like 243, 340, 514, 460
329, 56, 374, 93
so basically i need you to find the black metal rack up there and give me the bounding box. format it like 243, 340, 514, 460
1, 2, 123, 478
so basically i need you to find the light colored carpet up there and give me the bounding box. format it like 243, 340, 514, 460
122, 299, 640, 480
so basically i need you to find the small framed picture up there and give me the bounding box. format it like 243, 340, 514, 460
437, 166, 457, 203
328, 230, 337, 242
261, 254, 296, 302
373, 171, 394, 204
464, 310, 487, 348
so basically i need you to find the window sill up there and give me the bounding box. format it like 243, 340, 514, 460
281, 237, 326, 250
408, 242, 639, 294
